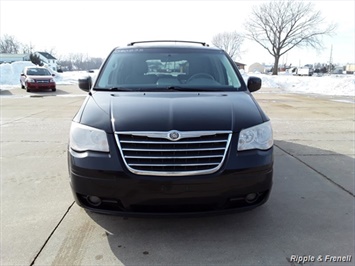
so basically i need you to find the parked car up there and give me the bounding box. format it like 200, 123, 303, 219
294, 64, 314, 76
20, 66, 56, 92
68, 40, 274, 216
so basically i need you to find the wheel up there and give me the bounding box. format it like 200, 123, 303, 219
26, 85, 30, 92
52, 88, 56, 92
187, 73, 215, 83
21, 82, 25, 89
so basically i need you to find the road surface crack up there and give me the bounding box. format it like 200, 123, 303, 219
275, 144, 354, 198
29, 202, 75, 266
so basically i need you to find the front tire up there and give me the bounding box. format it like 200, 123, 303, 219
52, 88, 56, 92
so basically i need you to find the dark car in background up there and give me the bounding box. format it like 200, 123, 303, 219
68, 40, 274, 216
20, 66, 56, 92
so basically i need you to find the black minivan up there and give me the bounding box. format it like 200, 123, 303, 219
68, 41, 273, 216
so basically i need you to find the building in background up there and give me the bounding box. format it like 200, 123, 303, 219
234, 62, 246, 70
0, 52, 57, 72
0, 53, 30, 64
35, 52, 57, 71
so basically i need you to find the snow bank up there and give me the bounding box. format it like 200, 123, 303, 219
0, 61, 35, 86
55, 71, 95, 85
243, 71, 355, 97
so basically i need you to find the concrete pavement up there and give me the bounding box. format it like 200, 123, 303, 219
1, 85, 354, 266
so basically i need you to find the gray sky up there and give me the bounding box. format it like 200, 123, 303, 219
1, 0, 354, 66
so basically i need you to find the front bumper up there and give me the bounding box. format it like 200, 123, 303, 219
68, 142, 273, 217
26, 82, 56, 90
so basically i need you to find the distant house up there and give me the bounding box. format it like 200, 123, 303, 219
0, 53, 30, 64
35, 52, 57, 71
345, 63, 355, 74
0, 52, 58, 71
234, 62, 246, 70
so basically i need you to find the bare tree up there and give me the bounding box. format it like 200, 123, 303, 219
21, 43, 35, 54
212, 31, 244, 60
0, 34, 21, 53
43, 47, 57, 58
244, 0, 336, 75
58, 53, 102, 71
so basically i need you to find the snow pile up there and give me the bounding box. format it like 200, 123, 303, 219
1, 62, 354, 97
264, 73, 354, 96
55, 71, 95, 85
243, 71, 355, 97
0, 61, 35, 86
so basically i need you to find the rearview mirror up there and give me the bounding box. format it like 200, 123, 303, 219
247, 77, 262, 92
78, 76, 92, 92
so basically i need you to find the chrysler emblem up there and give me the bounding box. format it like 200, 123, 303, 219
168, 130, 180, 141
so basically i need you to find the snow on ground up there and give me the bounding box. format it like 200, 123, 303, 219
0, 62, 354, 97
241, 70, 355, 97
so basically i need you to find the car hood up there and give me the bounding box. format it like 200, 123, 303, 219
79, 92, 265, 133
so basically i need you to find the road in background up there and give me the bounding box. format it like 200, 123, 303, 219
1, 85, 354, 265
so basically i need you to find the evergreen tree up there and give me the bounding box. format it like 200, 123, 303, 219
30, 53, 43, 66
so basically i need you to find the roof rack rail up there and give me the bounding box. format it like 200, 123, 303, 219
127, 40, 209, 47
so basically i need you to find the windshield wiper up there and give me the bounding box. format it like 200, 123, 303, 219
93, 87, 134, 91
166, 86, 189, 91
166, 86, 222, 92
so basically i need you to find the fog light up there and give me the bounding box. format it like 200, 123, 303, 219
87, 195, 102, 206
245, 193, 258, 203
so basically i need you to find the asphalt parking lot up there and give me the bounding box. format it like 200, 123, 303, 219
1, 85, 354, 266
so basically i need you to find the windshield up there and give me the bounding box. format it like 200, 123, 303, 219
26, 68, 51, 76
95, 48, 243, 91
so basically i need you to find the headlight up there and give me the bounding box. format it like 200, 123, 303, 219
69, 122, 109, 152
238, 121, 273, 151
49, 78, 55, 82
27, 78, 35, 82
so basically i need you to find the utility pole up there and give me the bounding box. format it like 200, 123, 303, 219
328, 45, 333, 74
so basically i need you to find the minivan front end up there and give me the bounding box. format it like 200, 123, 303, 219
68, 124, 273, 216
68, 41, 273, 216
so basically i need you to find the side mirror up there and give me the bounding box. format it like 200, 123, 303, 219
52, 74, 55, 77
78, 76, 92, 92
247, 76, 262, 92
21, 73, 25, 76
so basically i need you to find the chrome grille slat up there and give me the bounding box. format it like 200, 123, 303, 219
120, 140, 227, 144
129, 163, 220, 167
125, 155, 224, 159
122, 147, 225, 152
115, 131, 232, 176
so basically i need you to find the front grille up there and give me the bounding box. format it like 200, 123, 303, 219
35, 79, 50, 83
115, 131, 232, 176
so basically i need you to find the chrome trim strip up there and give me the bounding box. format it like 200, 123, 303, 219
130, 162, 219, 167
124, 155, 224, 159
122, 147, 225, 152
116, 130, 232, 140
120, 139, 227, 144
